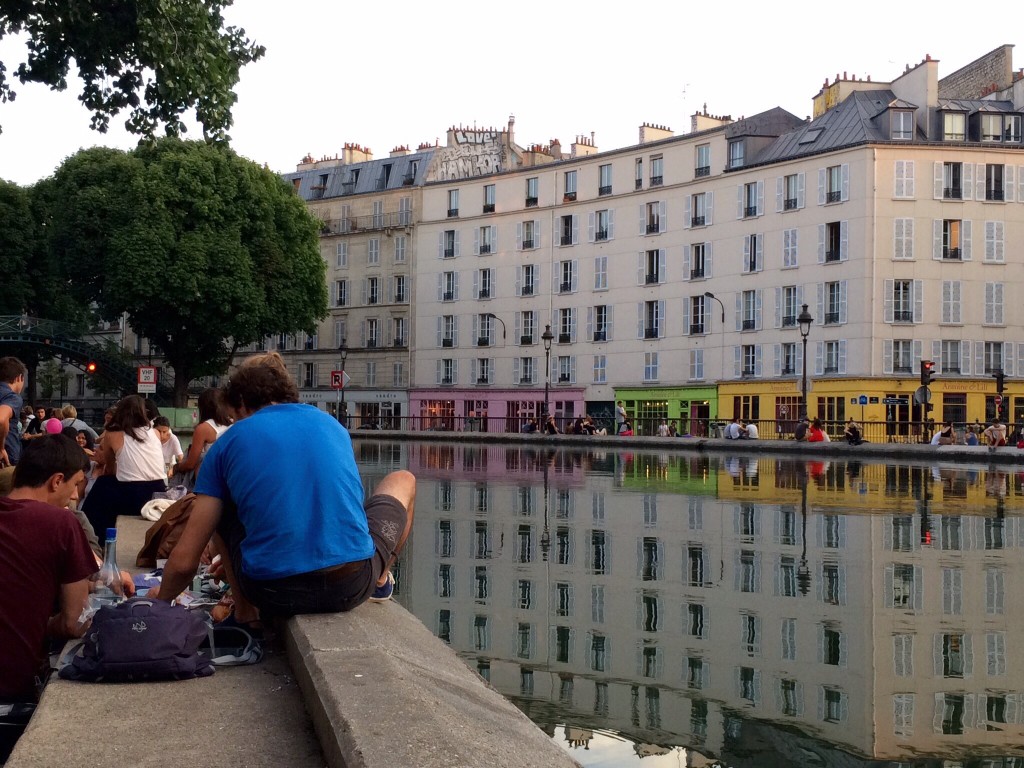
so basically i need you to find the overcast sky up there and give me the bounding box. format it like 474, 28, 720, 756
0, 1, 1014, 186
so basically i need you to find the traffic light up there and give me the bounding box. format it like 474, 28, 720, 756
920, 360, 935, 387
86, 361, 97, 374
994, 369, 1006, 395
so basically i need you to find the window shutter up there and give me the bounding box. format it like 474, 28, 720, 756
960, 340, 972, 375
513, 357, 520, 383
776, 177, 784, 212
797, 172, 805, 208
438, 232, 444, 259
514, 312, 522, 340
754, 345, 763, 376
893, 219, 904, 259
883, 340, 893, 374
658, 250, 667, 283
840, 164, 850, 201
491, 226, 497, 252
737, 185, 744, 219
588, 212, 596, 242
932, 340, 943, 373
454, 230, 461, 257
571, 261, 579, 291
773, 343, 781, 375
755, 290, 763, 329
839, 221, 849, 261
755, 234, 763, 272
976, 163, 986, 201
734, 293, 742, 332
706, 242, 713, 277
472, 270, 480, 299
515, 265, 522, 296
894, 160, 905, 198
534, 219, 542, 244
817, 224, 825, 263
839, 281, 848, 324
913, 279, 923, 323
1005, 165, 1016, 202
743, 236, 751, 272
659, 201, 668, 232
962, 163, 974, 201
816, 283, 824, 327
818, 168, 827, 205
814, 342, 823, 376
912, 339, 922, 371
1006, 341, 1016, 374
637, 252, 645, 286
435, 360, 442, 386
932, 220, 943, 260
570, 308, 578, 342
657, 300, 666, 338
962, 220, 972, 261
684, 196, 691, 228
734, 346, 742, 378
682, 245, 691, 281
607, 306, 614, 339
681, 298, 690, 335
756, 180, 765, 215
976, 341, 986, 376
905, 160, 915, 198
586, 307, 594, 340
883, 279, 894, 322
516, 222, 523, 250
636, 303, 644, 339
638, 204, 646, 235
933, 161, 943, 199
705, 192, 713, 225
571, 215, 579, 245
838, 340, 847, 374
473, 227, 480, 256
570, 356, 577, 384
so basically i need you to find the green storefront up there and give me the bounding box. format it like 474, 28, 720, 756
614, 385, 719, 437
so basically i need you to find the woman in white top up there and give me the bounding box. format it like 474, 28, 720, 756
82, 395, 167, 545
172, 388, 230, 490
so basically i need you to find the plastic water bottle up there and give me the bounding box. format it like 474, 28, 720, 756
92, 528, 125, 610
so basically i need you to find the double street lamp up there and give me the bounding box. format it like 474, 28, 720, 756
541, 324, 554, 420
798, 304, 814, 420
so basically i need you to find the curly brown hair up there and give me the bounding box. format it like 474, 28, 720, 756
224, 352, 299, 412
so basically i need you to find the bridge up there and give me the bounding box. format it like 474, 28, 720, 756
0, 315, 174, 403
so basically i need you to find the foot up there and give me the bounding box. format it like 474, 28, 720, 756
369, 571, 395, 603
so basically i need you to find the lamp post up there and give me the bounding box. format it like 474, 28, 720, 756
703, 292, 726, 434
798, 465, 811, 596
483, 312, 506, 343
542, 324, 554, 421
798, 304, 814, 420
338, 338, 348, 426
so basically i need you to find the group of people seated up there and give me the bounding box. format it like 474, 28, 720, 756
521, 415, 606, 435
723, 417, 759, 440
0, 352, 416, 719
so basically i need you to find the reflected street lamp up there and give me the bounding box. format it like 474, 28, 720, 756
798, 304, 814, 420
798, 466, 811, 596
542, 324, 554, 420
338, 338, 348, 426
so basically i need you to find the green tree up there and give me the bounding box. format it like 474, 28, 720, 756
36, 359, 69, 401
48, 139, 327, 405
0, 0, 263, 138
0, 179, 34, 314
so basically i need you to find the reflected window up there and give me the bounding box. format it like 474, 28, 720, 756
822, 625, 844, 666
986, 568, 1005, 615
438, 609, 451, 643
778, 508, 796, 545
594, 682, 609, 717
985, 518, 1005, 550
781, 618, 796, 661
741, 613, 760, 656
779, 679, 800, 716
473, 615, 489, 650
590, 634, 607, 672
823, 687, 846, 723
556, 527, 573, 565
516, 524, 533, 563
520, 668, 534, 696
517, 622, 532, 659
822, 563, 842, 605
987, 631, 1006, 676
438, 564, 452, 598
739, 667, 760, 704
893, 633, 913, 676
688, 545, 707, 586
590, 530, 608, 574
941, 633, 966, 678
779, 556, 797, 597
739, 550, 759, 592
893, 694, 914, 738
556, 582, 573, 617
592, 585, 605, 623
474, 566, 488, 601
474, 521, 489, 559
942, 567, 963, 615
939, 693, 965, 735
555, 626, 571, 662
941, 516, 962, 550
518, 579, 532, 609
891, 516, 914, 551
641, 644, 660, 677
437, 520, 453, 558
641, 592, 660, 632
642, 537, 661, 580
686, 657, 706, 689
686, 603, 706, 639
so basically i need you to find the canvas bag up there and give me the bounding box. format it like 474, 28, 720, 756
59, 598, 214, 683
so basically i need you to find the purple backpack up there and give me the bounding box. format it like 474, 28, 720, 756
59, 598, 214, 682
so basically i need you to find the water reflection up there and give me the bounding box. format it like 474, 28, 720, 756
354, 441, 1024, 767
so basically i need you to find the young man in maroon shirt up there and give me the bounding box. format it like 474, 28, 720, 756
0, 435, 95, 702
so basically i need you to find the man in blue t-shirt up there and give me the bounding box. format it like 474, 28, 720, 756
0, 357, 27, 467
151, 353, 415, 624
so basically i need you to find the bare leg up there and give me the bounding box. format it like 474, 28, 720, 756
212, 532, 261, 625
370, 469, 416, 587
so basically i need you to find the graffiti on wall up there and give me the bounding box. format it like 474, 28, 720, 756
429, 129, 509, 181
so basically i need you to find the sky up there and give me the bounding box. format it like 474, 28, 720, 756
0, 1, 1016, 186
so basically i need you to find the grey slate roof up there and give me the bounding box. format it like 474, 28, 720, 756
283, 149, 436, 202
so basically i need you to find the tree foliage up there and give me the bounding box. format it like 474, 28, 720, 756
46, 139, 328, 404
0, 0, 264, 138
0, 179, 33, 313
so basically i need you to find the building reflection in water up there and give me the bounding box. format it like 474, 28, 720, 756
353, 440, 1024, 767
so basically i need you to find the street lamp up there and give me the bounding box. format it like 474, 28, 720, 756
338, 338, 348, 426
541, 324, 554, 420
703, 292, 726, 434
798, 465, 811, 596
483, 312, 506, 342
798, 304, 814, 420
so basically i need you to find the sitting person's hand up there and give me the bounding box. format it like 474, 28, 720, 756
121, 570, 136, 598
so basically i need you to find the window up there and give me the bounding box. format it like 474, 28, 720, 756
742, 181, 761, 218
517, 356, 535, 384
688, 242, 709, 279
477, 313, 494, 347
557, 307, 574, 344
476, 268, 492, 300
984, 341, 1004, 374
594, 255, 607, 290
687, 545, 707, 586
780, 285, 798, 327
889, 340, 913, 373
689, 192, 709, 227
941, 340, 962, 373
728, 139, 744, 169
1005, 114, 1023, 142
688, 349, 704, 380
558, 259, 577, 293
563, 170, 577, 201
894, 160, 915, 199
893, 218, 914, 260
941, 280, 961, 324
783, 228, 798, 267
519, 264, 535, 297
891, 280, 915, 323
741, 345, 756, 376
941, 219, 964, 260
822, 625, 844, 666
336, 241, 348, 268
483, 184, 495, 213
519, 219, 537, 250
598, 164, 612, 196
644, 249, 663, 284
823, 164, 847, 204
525, 177, 538, 207
640, 300, 663, 339
823, 340, 842, 374
441, 229, 458, 259
822, 221, 843, 262
593, 355, 606, 383
891, 110, 914, 140
644, 201, 663, 234
475, 357, 491, 384
302, 363, 315, 388
644, 352, 658, 382
474, 225, 493, 255
366, 276, 379, 305
335, 279, 347, 307
519, 310, 536, 345
781, 343, 798, 375
398, 195, 412, 225
559, 214, 578, 246
743, 234, 762, 273
686, 603, 706, 638
447, 189, 459, 217
942, 162, 962, 199
689, 295, 706, 335
365, 318, 379, 348
984, 282, 1004, 325
741, 613, 760, 656
439, 315, 457, 348
634, 157, 643, 189
440, 270, 458, 302
741, 289, 757, 330
695, 144, 710, 177
594, 209, 611, 241
985, 164, 1005, 201
394, 235, 407, 263
782, 172, 802, 211
650, 155, 663, 186
739, 549, 759, 591
943, 112, 966, 141
367, 238, 380, 265
591, 305, 609, 342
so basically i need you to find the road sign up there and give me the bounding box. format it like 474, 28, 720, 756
913, 386, 931, 405
137, 366, 157, 394
858, 395, 868, 405
330, 370, 351, 390
882, 397, 905, 405
995, 395, 1003, 406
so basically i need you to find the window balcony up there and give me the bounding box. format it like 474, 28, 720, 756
943, 187, 962, 200
558, 374, 570, 383
691, 215, 706, 227
443, 248, 455, 258
521, 285, 534, 296
367, 296, 378, 305
690, 268, 705, 280
559, 282, 572, 293
650, 175, 663, 187
742, 367, 756, 377
520, 335, 534, 345
824, 311, 840, 325
558, 333, 571, 344
478, 244, 491, 255
525, 196, 538, 207
893, 309, 913, 323
595, 229, 609, 241
599, 185, 612, 196
782, 315, 796, 327
443, 291, 454, 301
336, 298, 347, 307
393, 338, 407, 348
741, 319, 755, 330
943, 247, 962, 261
477, 337, 490, 347
784, 197, 798, 210
689, 323, 705, 335
395, 292, 406, 303
447, 208, 459, 218
893, 364, 913, 374
442, 338, 454, 348
365, 339, 378, 349
477, 376, 490, 385
644, 327, 659, 339
635, 178, 643, 190
782, 366, 796, 375
744, 205, 758, 218
522, 239, 534, 249
593, 331, 606, 342
826, 190, 842, 203
695, 165, 710, 178
824, 250, 840, 263
441, 377, 454, 385
483, 203, 495, 213
562, 192, 577, 202
520, 376, 533, 384
823, 365, 839, 374
646, 222, 660, 234
560, 234, 574, 246
986, 188, 1004, 201
945, 366, 961, 374
477, 288, 490, 299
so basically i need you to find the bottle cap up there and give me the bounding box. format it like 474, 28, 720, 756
106, 528, 117, 539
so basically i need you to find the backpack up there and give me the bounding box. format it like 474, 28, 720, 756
59, 598, 214, 683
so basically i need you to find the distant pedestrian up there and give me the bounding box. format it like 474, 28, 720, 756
0, 357, 27, 466
794, 418, 809, 442
615, 401, 627, 433
657, 420, 669, 437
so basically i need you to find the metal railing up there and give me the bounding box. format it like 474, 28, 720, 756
319, 211, 412, 235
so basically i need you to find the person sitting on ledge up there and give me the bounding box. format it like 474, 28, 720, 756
983, 419, 1007, 448
794, 418, 810, 442
931, 421, 955, 446
964, 425, 979, 446
844, 418, 864, 445
148, 352, 415, 624
807, 418, 830, 443
724, 417, 743, 440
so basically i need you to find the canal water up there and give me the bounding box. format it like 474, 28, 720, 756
353, 440, 1024, 768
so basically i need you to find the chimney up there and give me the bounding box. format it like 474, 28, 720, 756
390, 145, 410, 157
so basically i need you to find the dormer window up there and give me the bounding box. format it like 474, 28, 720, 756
728, 139, 745, 169
890, 110, 914, 141
942, 112, 966, 142
978, 113, 1022, 143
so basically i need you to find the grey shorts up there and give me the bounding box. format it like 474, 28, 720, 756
223, 493, 408, 617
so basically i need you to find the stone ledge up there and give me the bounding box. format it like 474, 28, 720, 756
284, 606, 580, 768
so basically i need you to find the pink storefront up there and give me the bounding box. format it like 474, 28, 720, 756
410, 387, 586, 433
